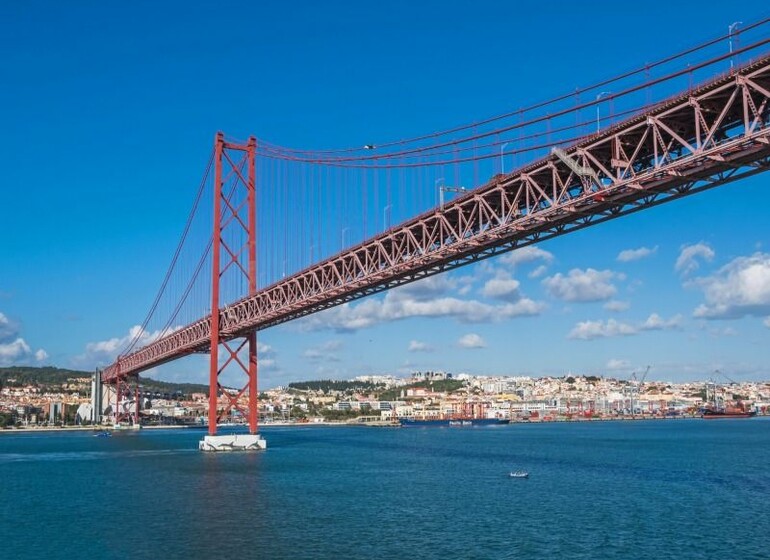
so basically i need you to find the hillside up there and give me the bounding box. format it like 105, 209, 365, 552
0, 366, 89, 386
0, 366, 209, 396
288, 379, 385, 393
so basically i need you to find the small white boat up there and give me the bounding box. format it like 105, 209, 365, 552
509, 471, 529, 478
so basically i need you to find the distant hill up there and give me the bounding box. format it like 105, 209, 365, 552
288, 379, 385, 393
378, 379, 466, 401
0, 366, 209, 396
0, 366, 88, 386
135, 377, 210, 397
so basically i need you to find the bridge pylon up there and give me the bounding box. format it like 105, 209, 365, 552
112, 374, 140, 428
203, 132, 264, 450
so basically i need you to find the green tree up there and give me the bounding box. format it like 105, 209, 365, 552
320, 408, 361, 421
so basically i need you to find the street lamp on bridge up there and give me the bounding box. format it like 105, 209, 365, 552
500, 142, 510, 175
596, 91, 612, 134
729, 21, 742, 71
341, 227, 349, 250
383, 204, 392, 230
439, 185, 466, 210
434, 177, 444, 208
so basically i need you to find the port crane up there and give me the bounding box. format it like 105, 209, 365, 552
705, 370, 740, 411
627, 366, 650, 415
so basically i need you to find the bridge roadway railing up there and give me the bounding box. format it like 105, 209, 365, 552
102, 56, 770, 382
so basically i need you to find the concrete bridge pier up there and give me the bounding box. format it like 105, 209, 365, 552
199, 434, 267, 452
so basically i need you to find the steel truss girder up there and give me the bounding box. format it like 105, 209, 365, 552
103, 56, 770, 381
112, 374, 139, 426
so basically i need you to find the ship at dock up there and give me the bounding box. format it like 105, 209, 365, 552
702, 408, 756, 419
701, 377, 757, 419
398, 417, 510, 427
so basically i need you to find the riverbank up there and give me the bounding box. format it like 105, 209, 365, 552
0, 424, 194, 435
1, 412, 765, 435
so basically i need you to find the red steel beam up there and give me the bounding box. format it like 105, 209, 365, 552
206, 134, 259, 436
207, 132, 224, 434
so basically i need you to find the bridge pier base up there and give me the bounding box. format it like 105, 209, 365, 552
199, 434, 267, 452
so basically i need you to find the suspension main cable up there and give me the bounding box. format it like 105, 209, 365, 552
257, 38, 770, 167
120, 149, 214, 356
258, 17, 770, 157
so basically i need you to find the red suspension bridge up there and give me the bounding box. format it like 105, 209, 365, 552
99, 22, 770, 443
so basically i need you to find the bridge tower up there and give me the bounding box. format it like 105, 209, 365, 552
200, 132, 266, 451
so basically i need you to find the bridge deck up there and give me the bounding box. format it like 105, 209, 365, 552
103, 55, 770, 382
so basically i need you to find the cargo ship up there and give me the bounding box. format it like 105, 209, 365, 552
398, 417, 510, 427
701, 378, 756, 419
701, 407, 756, 419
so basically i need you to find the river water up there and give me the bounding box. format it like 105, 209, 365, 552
1, 418, 768, 559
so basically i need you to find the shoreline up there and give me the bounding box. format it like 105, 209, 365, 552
2, 413, 766, 435
0, 424, 193, 435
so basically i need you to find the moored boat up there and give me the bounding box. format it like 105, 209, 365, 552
701, 376, 756, 419
702, 409, 756, 419
399, 417, 510, 427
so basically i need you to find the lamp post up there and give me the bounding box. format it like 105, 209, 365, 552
341, 227, 349, 250
729, 22, 742, 71
383, 204, 392, 230
500, 142, 509, 175
434, 178, 444, 208
596, 91, 612, 133
440, 186, 466, 210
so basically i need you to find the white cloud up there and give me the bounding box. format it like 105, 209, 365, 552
568, 319, 637, 340
500, 246, 554, 268
408, 340, 434, 352
0, 311, 47, 366
303, 340, 343, 361
703, 326, 738, 337
481, 273, 522, 301
254, 342, 278, 370
690, 253, 770, 320
641, 313, 683, 331
321, 340, 343, 351
676, 242, 715, 275
617, 246, 658, 262
604, 300, 630, 312
0, 312, 16, 341
606, 358, 631, 370
457, 283, 473, 296
0, 338, 32, 365
300, 281, 543, 332
568, 312, 682, 340
458, 333, 486, 349
542, 268, 620, 302
397, 275, 456, 300
765, 317, 770, 328
529, 265, 548, 279
258, 358, 277, 371
78, 325, 174, 367
0, 338, 49, 367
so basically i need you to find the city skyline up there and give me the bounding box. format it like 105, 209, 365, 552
2, 1, 769, 386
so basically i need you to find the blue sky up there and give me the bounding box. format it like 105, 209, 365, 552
1, 1, 769, 386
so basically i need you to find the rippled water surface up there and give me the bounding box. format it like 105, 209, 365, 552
1, 419, 769, 559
